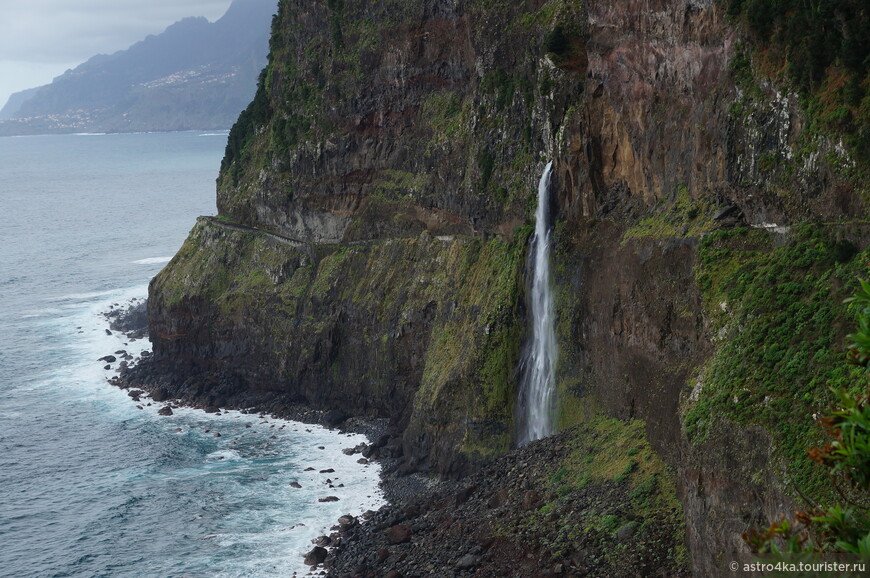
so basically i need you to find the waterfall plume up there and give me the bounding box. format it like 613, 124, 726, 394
516, 161, 557, 445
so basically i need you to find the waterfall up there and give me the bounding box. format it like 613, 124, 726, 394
517, 161, 557, 446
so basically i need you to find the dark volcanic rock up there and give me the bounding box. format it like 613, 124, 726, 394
337, 515, 356, 529
324, 429, 688, 578
322, 409, 348, 428
456, 553, 481, 569
109, 301, 148, 332
384, 524, 412, 545
118, 0, 870, 574
303, 546, 328, 566
157, 406, 173, 416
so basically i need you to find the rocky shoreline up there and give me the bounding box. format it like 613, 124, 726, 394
98, 300, 461, 567
321, 428, 689, 578
100, 300, 688, 577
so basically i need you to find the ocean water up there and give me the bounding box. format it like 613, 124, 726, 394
0, 132, 383, 577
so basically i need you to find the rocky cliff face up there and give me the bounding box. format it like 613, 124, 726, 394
145, 0, 867, 574
150, 217, 529, 474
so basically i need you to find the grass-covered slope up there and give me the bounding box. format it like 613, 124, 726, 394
686, 225, 870, 502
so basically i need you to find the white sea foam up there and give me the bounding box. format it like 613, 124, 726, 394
50, 286, 386, 576
206, 449, 243, 462
132, 256, 173, 265
198, 132, 229, 137
46, 289, 116, 302
21, 308, 64, 318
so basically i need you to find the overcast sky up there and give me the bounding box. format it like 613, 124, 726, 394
0, 0, 234, 108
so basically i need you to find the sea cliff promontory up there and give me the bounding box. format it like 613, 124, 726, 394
131, 0, 868, 574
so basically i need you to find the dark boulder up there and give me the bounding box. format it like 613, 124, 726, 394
337, 515, 356, 529
322, 409, 348, 428
303, 546, 328, 566
454, 484, 477, 506
456, 554, 481, 569
385, 524, 413, 545
109, 301, 148, 332
522, 490, 541, 510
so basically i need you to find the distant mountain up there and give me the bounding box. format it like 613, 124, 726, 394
0, 86, 41, 119
0, 0, 277, 135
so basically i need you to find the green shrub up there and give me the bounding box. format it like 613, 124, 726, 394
744, 275, 870, 555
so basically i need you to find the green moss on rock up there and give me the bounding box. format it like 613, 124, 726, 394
685, 224, 870, 502
411, 228, 532, 464
502, 418, 688, 573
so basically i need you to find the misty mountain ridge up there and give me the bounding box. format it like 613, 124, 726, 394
0, 0, 277, 134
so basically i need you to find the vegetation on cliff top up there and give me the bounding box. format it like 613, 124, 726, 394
216, 0, 592, 235
726, 0, 870, 166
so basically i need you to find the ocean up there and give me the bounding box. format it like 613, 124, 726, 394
0, 132, 383, 577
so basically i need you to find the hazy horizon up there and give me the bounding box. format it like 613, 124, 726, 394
0, 0, 235, 110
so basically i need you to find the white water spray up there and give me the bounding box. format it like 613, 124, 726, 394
517, 161, 557, 445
